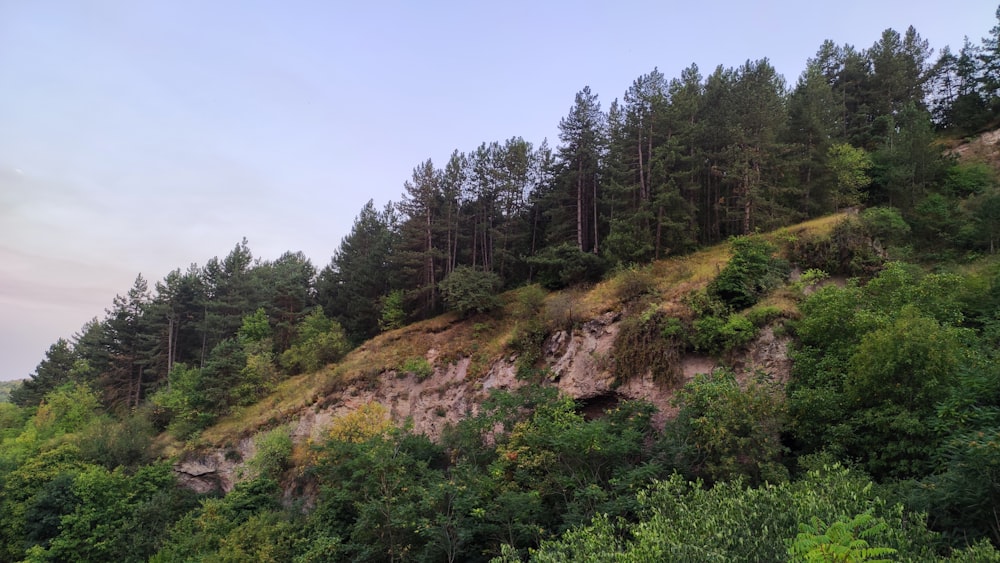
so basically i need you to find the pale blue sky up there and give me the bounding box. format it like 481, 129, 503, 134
0, 1, 992, 380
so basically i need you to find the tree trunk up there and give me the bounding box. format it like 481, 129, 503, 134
577, 160, 584, 251
593, 167, 599, 254
655, 205, 664, 259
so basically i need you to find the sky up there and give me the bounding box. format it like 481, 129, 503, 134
0, 1, 993, 381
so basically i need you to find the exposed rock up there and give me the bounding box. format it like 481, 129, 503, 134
174, 307, 793, 494
174, 437, 254, 494
546, 312, 619, 399
734, 326, 793, 383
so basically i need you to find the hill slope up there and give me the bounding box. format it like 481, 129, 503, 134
171, 214, 846, 492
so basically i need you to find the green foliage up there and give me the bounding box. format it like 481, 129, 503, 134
152, 477, 281, 562
669, 369, 788, 485
11, 339, 79, 408
238, 307, 271, 343
529, 243, 608, 290
913, 427, 1000, 547
709, 236, 789, 310
787, 216, 885, 276
613, 266, 658, 303
788, 512, 898, 562
859, 206, 911, 246
0, 402, 25, 441
248, 426, 293, 480
942, 161, 996, 198
690, 313, 757, 355
379, 289, 407, 332
846, 306, 961, 410
827, 143, 873, 210
211, 510, 300, 563
32, 383, 101, 439
745, 304, 785, 327
234, 343, 279, 406
510, 317, 548, 380
964, 188, 1000, 252
326, 402, 393, 443
0, 380, 19, 403
506, 285, 550, 379
280, 307, 350, 375
318, 199, 399, 343
512, 284, 547, 317
491, 398, 660, 534
526, 463, 944, 562
0, 443, 86, 561
34, 463, 187, 563
149, 363, 215, 439
788, 262, 976, 480
399, 357, 434, 380
439, 266, 504, 316
22, 472, 78, 553
309, 429, 447, 561
77, 412, 154, 470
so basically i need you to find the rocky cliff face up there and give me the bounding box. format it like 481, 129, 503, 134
174, 310, 792, 493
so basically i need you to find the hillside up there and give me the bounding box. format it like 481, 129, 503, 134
171, 215, 844, 490
3, 14, 1000, 559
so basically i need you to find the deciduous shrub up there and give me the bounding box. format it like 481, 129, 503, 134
709, 236, 789, 310
690, 314, 757, 355
439, 266, 503, 316
280, 308, 350, 374
399, 357, 433, 380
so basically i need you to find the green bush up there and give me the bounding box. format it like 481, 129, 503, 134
510, 318, 547, 380
248, 426, 293, 480
745, 305, 784, 327
691, 314, 757, 355
787, 217, 885, 276
399, 357, 433, 380
438, 266, 503, 316
527, 463, 952, 562
860, 206, 911, 246
709, 236, 789, 310
512, 284, 547, 317
378, 290, 407, 332
670, 369, 788, 485
280, 308, 350, 374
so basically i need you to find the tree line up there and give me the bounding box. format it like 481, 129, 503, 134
11, 14, 1000, 435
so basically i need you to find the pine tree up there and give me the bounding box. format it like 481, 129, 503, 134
256, 251, 316, 352
555, 86, 605, 253
100, 274, 155, 411
786, 62, 838, 215
317, 200, 398, 343
9, 339, 78, 407
396, 160, 445, 319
